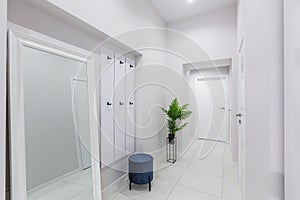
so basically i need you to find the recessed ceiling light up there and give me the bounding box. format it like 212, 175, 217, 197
187, 0, 194, 3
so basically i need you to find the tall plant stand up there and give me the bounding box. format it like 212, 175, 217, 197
166, 136, 177, 163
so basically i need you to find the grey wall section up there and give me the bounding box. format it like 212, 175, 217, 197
22, 46, 87, 190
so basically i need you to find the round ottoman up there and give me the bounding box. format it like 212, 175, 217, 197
128, 153, 153, 191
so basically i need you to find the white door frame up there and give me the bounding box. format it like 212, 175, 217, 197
100, 47, 115, 168
237, 38, 246, 198
8, 26, 102, 200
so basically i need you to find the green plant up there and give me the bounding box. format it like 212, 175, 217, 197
161, 98, 192, 136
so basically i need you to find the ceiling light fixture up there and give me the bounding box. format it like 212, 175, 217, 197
187, 0, 194, 3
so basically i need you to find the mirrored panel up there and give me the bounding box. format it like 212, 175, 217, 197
21, 45, 93, 200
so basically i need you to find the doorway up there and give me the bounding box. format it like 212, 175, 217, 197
72, 78, 92, 170
189, 64, 230, 144
195, 75, 229, 142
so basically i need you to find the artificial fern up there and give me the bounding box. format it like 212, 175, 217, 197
161, 98, 192, 135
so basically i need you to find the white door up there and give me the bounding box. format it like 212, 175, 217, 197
125, 58, 135, 155
73, 79, 91, 170
114, 54, 126, 160
238, 41, 246, 197
196, 76, 229, 142
100, 48, 115, 167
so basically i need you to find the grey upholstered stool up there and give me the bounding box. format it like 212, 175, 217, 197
128, 153, 153, 191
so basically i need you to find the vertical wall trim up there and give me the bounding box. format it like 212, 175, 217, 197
284, 0, 300, 199
0, 0, 7, 199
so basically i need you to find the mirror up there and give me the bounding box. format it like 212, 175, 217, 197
9, 29, 101, 200
23, 47, 93, 200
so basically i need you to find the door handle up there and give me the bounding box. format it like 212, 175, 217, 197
107, 55, 112, 60
107, 102, 112, 106
219, 107, 225, 110
236, 113, 243, 117
120, 60, 124, 65
119, 102, 124, 106
129, 101, 134, 105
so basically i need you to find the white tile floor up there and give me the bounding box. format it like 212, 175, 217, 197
28, 168, 93, 200
111, 140, 243, 200
28, 140, 243, 200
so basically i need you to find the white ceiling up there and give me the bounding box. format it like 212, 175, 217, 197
149, 0, 236, 23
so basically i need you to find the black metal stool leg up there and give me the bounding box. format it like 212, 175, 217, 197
129, 179, 132, 190
148, 176, 151, 192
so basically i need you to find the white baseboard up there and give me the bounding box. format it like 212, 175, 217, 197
27, 168, 81, 195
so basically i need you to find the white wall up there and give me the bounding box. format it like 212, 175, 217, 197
168, 5, 237, 60
41, 1, 169, 156
47, 0, 166, 36
8, 0, 104, 52
237, 0, 284, 199
284, 1, 300, 199
0, 0, 7, 199
163, 30, 211, 157
166, 5, 238, 162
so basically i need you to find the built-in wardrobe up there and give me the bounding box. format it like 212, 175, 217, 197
100, 48, 136, 168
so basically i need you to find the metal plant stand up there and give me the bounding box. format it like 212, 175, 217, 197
166, 136, 177, 163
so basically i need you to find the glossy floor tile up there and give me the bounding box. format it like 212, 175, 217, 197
28, 168, 93, 200
109, 140, 243, 200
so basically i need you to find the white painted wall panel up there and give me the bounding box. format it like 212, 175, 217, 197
284, 0, 300, 199
114, 54, 126, 161
101, 50, 136, 165
125, 58, 135, 155
100, 49, 115, 167
47, 0, 166, 36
